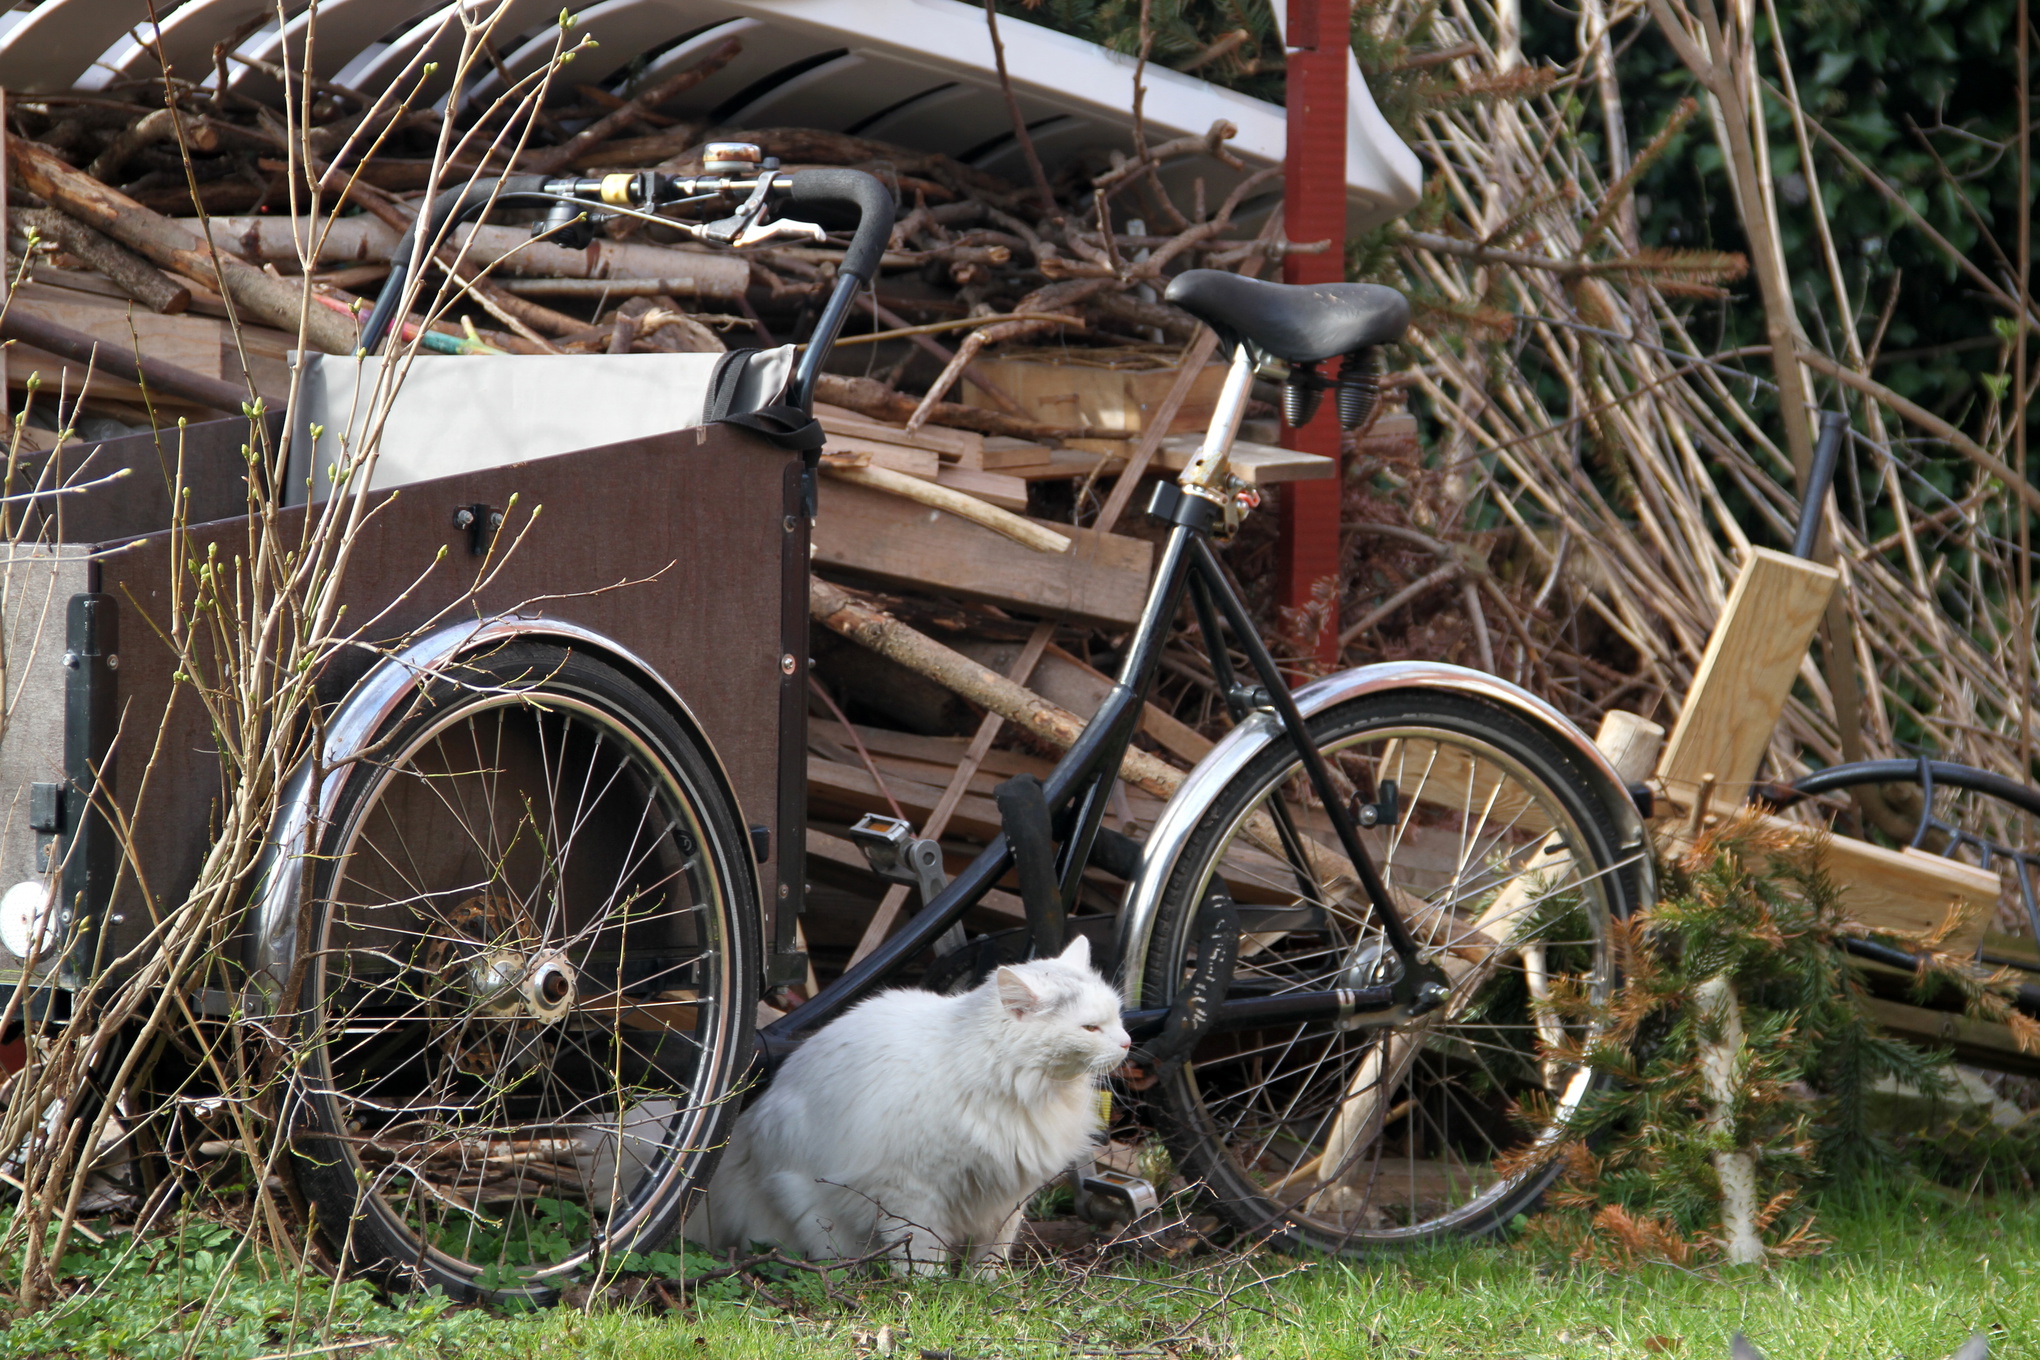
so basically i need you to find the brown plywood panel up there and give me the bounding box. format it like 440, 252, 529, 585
95, 422, 800, 980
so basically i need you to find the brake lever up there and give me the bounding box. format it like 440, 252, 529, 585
726, 217, 829, 248
697, 169, 781, 246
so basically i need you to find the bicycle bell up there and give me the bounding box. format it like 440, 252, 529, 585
702, 141, 765, 175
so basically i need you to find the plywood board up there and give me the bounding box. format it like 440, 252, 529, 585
4, 281, 225, 406
1657, 547, 1837, 805
812, 476, 1154, 628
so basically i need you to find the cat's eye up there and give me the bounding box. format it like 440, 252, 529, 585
1082, 1024, 1102, 1032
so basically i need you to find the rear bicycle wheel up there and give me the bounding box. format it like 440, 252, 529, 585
285, 643, 758, 1303
1139, 689, 1644, 1254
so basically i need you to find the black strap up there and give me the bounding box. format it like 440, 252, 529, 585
995, 773, 1064, 959
702, 347, 759, 424
705, 348, 827, 453
724, 404, 827, 453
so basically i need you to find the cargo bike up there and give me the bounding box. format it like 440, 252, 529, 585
0, 157, 1658, 1304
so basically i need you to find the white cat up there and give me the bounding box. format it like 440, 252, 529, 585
690, 934, 1129, 1273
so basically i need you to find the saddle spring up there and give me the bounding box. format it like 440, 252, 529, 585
1281, 346, 1384, 431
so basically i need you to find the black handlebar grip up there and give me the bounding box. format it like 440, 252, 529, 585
787, 168, 895, 285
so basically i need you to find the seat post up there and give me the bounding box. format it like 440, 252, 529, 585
1177, 346, 1256, 498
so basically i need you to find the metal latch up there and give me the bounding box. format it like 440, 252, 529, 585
29, 783, 62, 872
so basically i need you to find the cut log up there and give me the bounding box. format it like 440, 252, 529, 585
16, 207, 189, 315
7, 136, 357, 355
180, 216, 751, 298
811, 477, 1150, 627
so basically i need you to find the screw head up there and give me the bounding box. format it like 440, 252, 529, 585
452, 508, 476, 529
780, 653, 797, 675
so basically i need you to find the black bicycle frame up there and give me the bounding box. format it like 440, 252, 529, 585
760, 474, 1449, 1067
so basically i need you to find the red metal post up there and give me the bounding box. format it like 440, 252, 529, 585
1278, 0, 1349, 669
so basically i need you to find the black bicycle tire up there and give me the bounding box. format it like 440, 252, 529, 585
286, 643, 759, 1304
1786, 760, 2040, 822
1139, 688, 1641, 1255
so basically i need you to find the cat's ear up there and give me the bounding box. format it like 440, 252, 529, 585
1058, 934, 1092, 969
996, 966, 1042, 1017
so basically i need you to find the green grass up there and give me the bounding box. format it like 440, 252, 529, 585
8, 1178, 2034, 1358
419, 1178, 2036, 1360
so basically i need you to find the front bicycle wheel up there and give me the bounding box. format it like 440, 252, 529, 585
1140, 689, 1644, 1254
285, 642, 758, 1303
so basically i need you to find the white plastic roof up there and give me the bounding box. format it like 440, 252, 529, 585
0, 0, 1422, 226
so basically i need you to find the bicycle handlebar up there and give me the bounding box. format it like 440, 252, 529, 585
785, 168, 894, 284
356, 166, 896, 369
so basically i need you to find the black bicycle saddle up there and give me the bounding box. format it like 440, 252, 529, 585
1163, 270, 1410, 363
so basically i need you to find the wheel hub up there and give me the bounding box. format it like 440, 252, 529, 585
467, 948, 577, 1023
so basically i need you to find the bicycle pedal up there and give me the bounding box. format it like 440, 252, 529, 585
1070, 1163, 1160, 1229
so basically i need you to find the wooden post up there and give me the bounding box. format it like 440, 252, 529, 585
1277, 0, 1350, 669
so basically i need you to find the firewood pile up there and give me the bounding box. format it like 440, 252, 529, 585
3, 0, 2034, 983
0, 67, 1365, 978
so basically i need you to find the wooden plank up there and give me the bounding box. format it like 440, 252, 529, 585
953, 638, 1213, 766
969, 436, 1060, 470
4, 280, 224, 405
822, 432, 941, 479
815, 402, 983, 460
1378, 736, 1553, 838
1660, 810, 2000, 954
935, 464, 1028, 510
1858, 996, 2040, 1074
1155, 434, 1337, 485
1003, 454, 1112, 482
812, 476, 1154, 628
806, 755, 1004, 841
1656, 547, 1838, 806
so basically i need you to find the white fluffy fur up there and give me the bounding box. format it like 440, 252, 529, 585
690, 935, 1129, 1272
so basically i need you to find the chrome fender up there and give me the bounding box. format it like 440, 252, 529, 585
1114, 662, 1655, 1004
244, 615, 746, 1004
